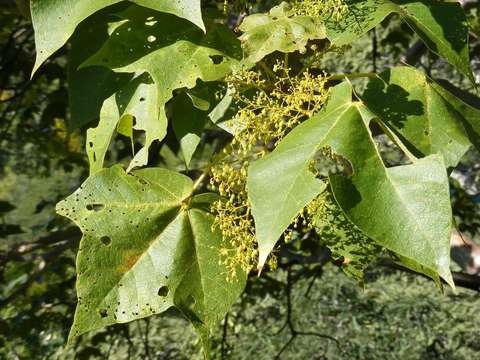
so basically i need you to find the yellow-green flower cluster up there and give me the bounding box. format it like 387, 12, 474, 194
292, 0, 348, 20
211, 161, 257, 281
211, 62, 330, 281
228, 62, 330, 155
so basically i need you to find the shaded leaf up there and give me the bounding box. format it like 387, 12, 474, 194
431, 79, 480, 152
30, 0, 205, 73
325, 0, 397, 47
399, 0, 472, 82
67, 11, 132, 130
362, 66, 473, 168
325, 0, 472, 80
312, 190, 381, 281
171, 93, 209, 167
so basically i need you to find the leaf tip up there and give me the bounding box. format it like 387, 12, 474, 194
31, 58, 42, 79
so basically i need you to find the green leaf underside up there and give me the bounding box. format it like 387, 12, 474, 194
325, 0, 472, 81
239, 2, 326, 63
362, 66, 474, 168
248, 82, 453, 286
30, 0, 205, 73
313, 191, 381, 281
56, 166, 245, 343
171, 92, 210, 167
431, 81, 480, 152
83, 8, 241, 170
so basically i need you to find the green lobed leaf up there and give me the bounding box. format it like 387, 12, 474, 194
30, 0, 205, 73
239, 2, 327, 63
362, 66, 474, 168
56, 166, 245, 347
248, 82, 453, 286
86, 74, 162, 174
83, 7, 241, 170
325, 0, 472, 81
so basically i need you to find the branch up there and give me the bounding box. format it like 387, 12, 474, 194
0, 227, 81, 266
274, 266, 339, 359
377, 258, 480, 292
0, 239, 76, 307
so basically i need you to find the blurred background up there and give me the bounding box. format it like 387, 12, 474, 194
1, 0, 480, 359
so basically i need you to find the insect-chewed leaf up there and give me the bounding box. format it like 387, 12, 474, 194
248, 82, 454, 287
362, 66, 478, 168
56, 166, 245, 346
312, 190, 382, 281
30, 0, 205, 74
239, 2, 327, 63
325, 0, 472, 81
82, 6, 241, 170
87, 74, 163, 173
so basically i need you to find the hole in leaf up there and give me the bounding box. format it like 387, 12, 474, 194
86, 203, 105, 211
158, 286, 169, 297
185, 295, 196, 307
100, 236, 111, 246
209, 55, 224, 64
99, 309, 108, 318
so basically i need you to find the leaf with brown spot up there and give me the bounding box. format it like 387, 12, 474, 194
57, 166, 246, 352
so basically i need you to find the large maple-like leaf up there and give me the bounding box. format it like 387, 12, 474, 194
248, 82, 453, 286
56, 167, 246, 348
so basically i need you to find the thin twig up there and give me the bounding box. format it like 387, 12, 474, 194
274, 267, 339, 359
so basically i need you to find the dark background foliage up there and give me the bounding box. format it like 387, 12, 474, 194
1, 0, 480, 359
